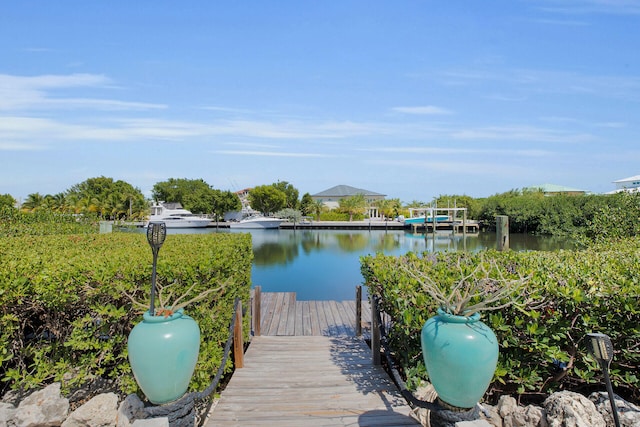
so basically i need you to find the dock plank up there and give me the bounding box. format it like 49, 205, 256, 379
205, 335, 420, 427
254, 292, 371, 337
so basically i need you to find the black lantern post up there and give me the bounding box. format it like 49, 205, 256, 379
146, 222, 167, 316
586, 333, 621, 427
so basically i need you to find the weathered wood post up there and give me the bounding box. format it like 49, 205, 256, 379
496, 215, 509, 251
463, 207, 467, 236
371, 296, 381, 365
234, 300, 244, 369
356, 285, 362, 337
253, 286, 261, 337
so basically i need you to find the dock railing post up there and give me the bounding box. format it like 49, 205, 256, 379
253, 286, 261, 337
234, 300, 244, 369
496, 215, 509, 251
371, 296, 381, 365
356, 285, 362, 336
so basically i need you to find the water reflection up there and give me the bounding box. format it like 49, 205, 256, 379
156, 228, 576, 300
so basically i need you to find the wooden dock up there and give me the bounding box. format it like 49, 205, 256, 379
205, 292, 420, 426
255, 292, 372, 337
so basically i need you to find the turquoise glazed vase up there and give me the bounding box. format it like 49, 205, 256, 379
421, 309, 498, 409
128, 309, 200, 404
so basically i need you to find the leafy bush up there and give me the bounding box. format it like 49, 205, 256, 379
0, 207, 98, 237
476, 190, 640, 239
362, 240, 640, 404
0, 232, 252, 397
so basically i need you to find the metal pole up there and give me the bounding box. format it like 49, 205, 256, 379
601, 362, 621, 427
149, 248, 159, 315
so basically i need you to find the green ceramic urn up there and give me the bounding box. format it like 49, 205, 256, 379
128, 309, 200, 404
421, 309, 498, 409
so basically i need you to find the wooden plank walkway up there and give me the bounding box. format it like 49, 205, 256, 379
255, 292, 372, 337
204, 292, 419, 426
204, 335, 420, 426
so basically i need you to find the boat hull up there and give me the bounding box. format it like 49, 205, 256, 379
229, 218, 282, 229
147, 218, 211, 228
403, 215, 449, 225
147, 202, 212, 228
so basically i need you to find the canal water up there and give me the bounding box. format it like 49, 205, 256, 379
167, 228, 576, 301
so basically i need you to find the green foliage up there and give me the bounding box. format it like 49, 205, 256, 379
374, 198, 402, 220
299, 193, 315, 216
434, 194, 482, 220
319, 210, 364, 221
0, 194, 16, 210
338, 194, 367, 221
65, 176, 147, 220
0, 207, 98, 237
362, 242, 640, 403
248, 185, 287, 215
272, 181, 299, 209
476, 189, 640, 239
210, 190, 241, 221
0, 233, 252, 397
152, 178, 213, 214
275, 208, 302, 223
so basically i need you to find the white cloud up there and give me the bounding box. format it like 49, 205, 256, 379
0, 141, 46, 151
392, 106, 453, 115
536, 0, 640, 15
440, 68, 640, 100
0, 73, 166, 111
212, 150, 332, 158
364, 146, 551, 157
451, 125, 595, 143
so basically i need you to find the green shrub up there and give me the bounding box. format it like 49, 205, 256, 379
362, 240, 640, 404
0, 207, 98, 237
0, 232, 252, 397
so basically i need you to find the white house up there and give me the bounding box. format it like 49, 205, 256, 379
611, 175, 640, 193
311, 185, 386, 217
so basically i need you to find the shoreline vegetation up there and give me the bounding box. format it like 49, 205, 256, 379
3, 175, 640, 240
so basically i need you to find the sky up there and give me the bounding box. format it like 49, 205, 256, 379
1, 1, 639, 205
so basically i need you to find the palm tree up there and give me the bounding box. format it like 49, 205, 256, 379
339, 194, 367, 221
21, 193, 45, 212
311, 200, 325, 220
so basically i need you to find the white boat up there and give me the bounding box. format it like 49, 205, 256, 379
229, 215, 283, 229
146, 202, 211, 228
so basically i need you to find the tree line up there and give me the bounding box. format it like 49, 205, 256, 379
2, 177, 640, 239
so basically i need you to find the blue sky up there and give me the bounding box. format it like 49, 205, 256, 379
1, 1, 639, 204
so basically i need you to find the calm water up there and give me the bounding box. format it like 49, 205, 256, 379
164, 228, 576, 301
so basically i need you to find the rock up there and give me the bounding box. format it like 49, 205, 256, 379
589, 391, 640, 427
13, 383, 69, 427
456, 421, 492, 427
543, 391, 605, 427
497, 396, 519, 425
478, 403, 502, 427
0, 402, 17, 427
131, 419, 169, 427
117, 394, 145, 427
521, 404, 547, 427
496, 396, 547, 427
61, 393, 118, 427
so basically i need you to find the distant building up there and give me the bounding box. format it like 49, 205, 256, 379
526, 184, 587, 196
611, 175, 640, 193
311, 185, 386, 217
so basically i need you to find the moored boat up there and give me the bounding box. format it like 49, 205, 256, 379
229, 215, 283, 229
146, 202, 211, 228
403, 214, 450, 225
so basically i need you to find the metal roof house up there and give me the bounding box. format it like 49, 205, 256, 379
526, 184, 587, 196
611, 175, 640, 193
311, 185, 386, 210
